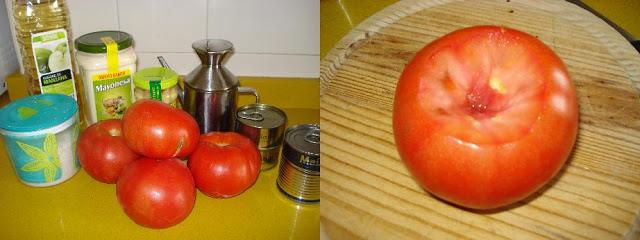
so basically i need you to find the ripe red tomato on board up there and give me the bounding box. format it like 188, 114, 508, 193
77, 119, 139, 184
116, 158, 196, 229
188, 132, 261, 198
122, 99, 200, 158
393, 26, 578, 209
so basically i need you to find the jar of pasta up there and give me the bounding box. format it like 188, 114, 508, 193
133, 67, 179, 107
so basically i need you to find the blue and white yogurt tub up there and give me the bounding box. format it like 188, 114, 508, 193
0, 94, 81, 187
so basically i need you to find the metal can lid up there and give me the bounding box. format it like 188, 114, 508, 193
237, 103, 287, 129
283, 124, 320, 171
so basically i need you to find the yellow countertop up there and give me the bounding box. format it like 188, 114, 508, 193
321, 0, 640, 58
0, 74, 320, 239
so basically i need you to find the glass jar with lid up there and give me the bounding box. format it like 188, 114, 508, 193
75, 31, 137, 124
133, 67, 179, 107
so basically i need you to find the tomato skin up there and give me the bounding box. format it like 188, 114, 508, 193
77, 119, 139, 184
122, 100, 200, 158
393, 26, 578, 209
188, 132, 261, 198
116, 158, 196, 229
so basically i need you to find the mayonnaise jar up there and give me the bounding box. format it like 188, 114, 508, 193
75, 31, 137, 124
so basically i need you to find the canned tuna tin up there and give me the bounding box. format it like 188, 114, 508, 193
277, 124, 320, 203
236, 103, 287, 170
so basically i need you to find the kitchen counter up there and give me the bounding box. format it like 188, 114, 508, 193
0, 73, 320, 239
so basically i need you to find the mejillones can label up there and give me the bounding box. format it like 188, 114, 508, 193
235, 103, 287, 170
277, 124, 320, 203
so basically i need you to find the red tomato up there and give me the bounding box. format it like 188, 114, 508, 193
393, 26, 578, 209
188, 132, 261, 198
116, 158, 196, 229
77, 119, 139, 184
122, 100, 200, 158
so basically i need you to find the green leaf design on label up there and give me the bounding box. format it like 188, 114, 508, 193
43, 133, 61, 167
16, 133, 61, 183
21, 160, 49, 172
44, 167, 57, 183
16, 141, 49, 161
17, 107, 38, 120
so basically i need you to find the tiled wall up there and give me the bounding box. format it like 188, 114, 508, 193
7, 0, 319, 78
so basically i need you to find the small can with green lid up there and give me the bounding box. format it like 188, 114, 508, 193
133, 67, 179, 107
0, 94, 81, 187
75, 31, 137, 124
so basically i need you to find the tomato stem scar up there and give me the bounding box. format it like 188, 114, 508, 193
464, 81, 500, 119
489, 77, 507, 94
108, 128, 121, 137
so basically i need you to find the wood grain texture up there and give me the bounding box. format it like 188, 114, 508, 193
320, 0, 640, 239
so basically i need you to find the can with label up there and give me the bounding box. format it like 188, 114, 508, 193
236, 103, 287, 170
277, 124, 320, 203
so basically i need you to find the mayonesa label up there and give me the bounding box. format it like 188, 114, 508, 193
30, 29, 77, 99
92, 70, 132, 120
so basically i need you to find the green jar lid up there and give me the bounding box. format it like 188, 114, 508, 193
75, 31, 133, 53
133, 67, 178, 90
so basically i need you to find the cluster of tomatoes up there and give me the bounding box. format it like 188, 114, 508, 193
77, 99, 261, 228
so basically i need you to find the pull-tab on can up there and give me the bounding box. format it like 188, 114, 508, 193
277, 124, 320, 203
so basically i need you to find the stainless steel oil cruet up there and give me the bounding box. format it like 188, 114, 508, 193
183, 39, 259, 133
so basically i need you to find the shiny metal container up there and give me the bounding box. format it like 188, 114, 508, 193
183, 39, 259, 133
236, 104, 287, 148
277, 124, 320, 203
259, 146, 281, 171
236, 103, 287, 170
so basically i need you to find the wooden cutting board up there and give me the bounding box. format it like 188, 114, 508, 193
320, 0, 640, 239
